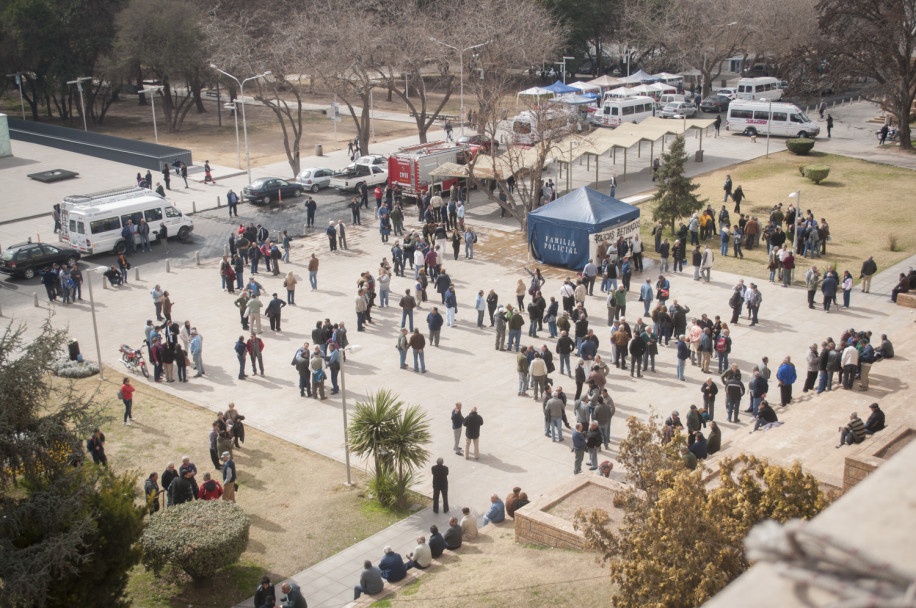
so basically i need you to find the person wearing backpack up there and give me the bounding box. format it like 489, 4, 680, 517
716, 329, 732, 373
87, 429, 107, 466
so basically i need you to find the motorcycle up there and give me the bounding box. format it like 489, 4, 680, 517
119, 344, 149, 378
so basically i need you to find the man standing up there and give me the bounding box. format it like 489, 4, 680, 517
444, 286, 457, 327
431, 457, 449, 514
246, 294, 263, 333
806, 266, 821, 309
586, 421, 602, 470
777, 356, 797, 406
221, 451, 236, 502
151, 285, 164, 321
463, 406, 483, 459
701, 246, 714, 282
860, 256, 877, 293
247, 332, 264, 376
266, 293, 286, 332
355, 288, 368, 332
189, 329, 204, 377
451, 403, 464, 455
408, 328, 427, 373
572, 423, 586, 474
399, 289, 416, 331
427, 306, 444, 346
326, 221, 338, 251
226, 189, 239, 217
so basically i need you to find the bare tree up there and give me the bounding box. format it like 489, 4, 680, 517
451, 0, 565, 230
813, 0, 916, 150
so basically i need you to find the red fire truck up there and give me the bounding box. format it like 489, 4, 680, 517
386, 142, 472, 202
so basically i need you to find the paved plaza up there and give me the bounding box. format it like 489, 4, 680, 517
0, 99, 913, 607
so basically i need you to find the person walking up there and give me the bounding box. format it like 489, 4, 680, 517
431, 457, 449, 513
859, 256, 877, 293
463, 407, 483, 460
326, 221, 338, 251
119, 377, 135, 425
826, 114, 834, 138
246, 295, 263, 333
234, 335, 248, 380
221, 451, 236, 502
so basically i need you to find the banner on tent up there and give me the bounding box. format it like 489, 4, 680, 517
593, 218, 640, 243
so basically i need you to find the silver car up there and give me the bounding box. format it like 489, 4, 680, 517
295, 167, 335, 193
660, 102, 697, 118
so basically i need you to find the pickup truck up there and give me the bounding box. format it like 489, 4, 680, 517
329, 164, 388, 191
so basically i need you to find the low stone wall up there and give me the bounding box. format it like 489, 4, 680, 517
842, 425, 915, 491
896, 293, 916, 308
514, 475, 627, 551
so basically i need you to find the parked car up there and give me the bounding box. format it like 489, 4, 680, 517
456, 134, 493, 153
0, 242, 81, 280
329, 164, 388, 191
295, 167, 335, 193
714, 87, 738, 100
241, 178, 304, 205
699, 95, 732, 113
660, 102, 698, 118
353, 155, 387, 167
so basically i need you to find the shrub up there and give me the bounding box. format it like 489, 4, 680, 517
140, 500, 249, 579
887, 233, 899, 252
803, 165, 831, 184
786, 138, 816, 155
51, 357, 100, 378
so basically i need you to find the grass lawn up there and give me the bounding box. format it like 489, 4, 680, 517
369, 527, 610, 608
637, 151, 916, 284
58, 368, 420, 608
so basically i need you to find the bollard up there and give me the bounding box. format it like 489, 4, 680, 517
192, 201, 197, 214
166, 259, 171, 273
196, 252, 201, 265
102, 274, 108, 289
34, 292, 39, 307
224, 244, 229, 257
303, 223, 308, 236
217, 195, 222, 208
0, 303, 3, 317
135, 267, 140, 281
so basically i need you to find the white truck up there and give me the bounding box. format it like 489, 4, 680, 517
328, 163, 388, 192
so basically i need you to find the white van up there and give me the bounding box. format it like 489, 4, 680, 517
726, 101, 820, 138
511, 107, 578, 146
59, 187, 194, 255
593, 95, 655, 128
658, 94, 686, 106
736, 77, 783, 101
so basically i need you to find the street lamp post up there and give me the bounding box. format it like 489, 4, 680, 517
209, 65, 272, 183
139, 86, 164, 143
6, 73, 26, 119
556, 56, 575, 84
225, 103, 241, 168
86, 265, 109, 381
339, 344, 362, 486
430, 38, 492, 136
67, 77, 92, 131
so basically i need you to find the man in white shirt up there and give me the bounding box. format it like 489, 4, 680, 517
405, 536, 432, 570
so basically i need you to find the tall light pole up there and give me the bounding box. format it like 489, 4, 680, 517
67, 77, 91, 131
225, 102, 241, 168
209, 65, 272, 183
139, 86, 163, 143
339, 344, 362, 486
6, 73, 26, 119
430, 38, 491, 136
556, 56, 575, 84
86, 265, 109, 381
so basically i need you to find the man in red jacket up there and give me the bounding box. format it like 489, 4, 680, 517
198, 472, 223, 500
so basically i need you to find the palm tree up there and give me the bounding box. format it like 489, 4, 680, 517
348, 390, 431, 509
348, 390, 400, 488
386, 404, 431, 509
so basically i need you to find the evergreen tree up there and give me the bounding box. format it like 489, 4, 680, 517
0, 321, 144, 608
651, 135, 707, 232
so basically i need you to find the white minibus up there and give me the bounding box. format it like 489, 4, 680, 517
59, 187, 194, 255
511, 107, 578, 146
736, 77, 783, 101
593, 95, 655, 128
726, 101, 820, 138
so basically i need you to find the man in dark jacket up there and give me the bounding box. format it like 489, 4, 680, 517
266, 293, 286, 332
254, 577, 276, 608
752, 400, 778, 432
168, 469, 196, 505
431, 457, 449, 513
463, 407, 483, 459
837, 411, 867, 447
428, 525, 446, 557
586, 421, 602, 470
865, 403, 885, 434
378, 546, 407, 582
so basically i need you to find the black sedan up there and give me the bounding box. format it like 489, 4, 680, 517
0, 242, 81, 280
699, 95, 732, 113
242, 178, 304, 205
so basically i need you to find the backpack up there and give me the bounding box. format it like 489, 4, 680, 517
716, 337, 728, 353
234, 341, 247, 356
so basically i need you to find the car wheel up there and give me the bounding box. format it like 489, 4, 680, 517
23, 268, 35, 280
311, 184, 320, 193
296, 188, 304, 197
744, 127, 758, 137
798, 131, 809, 138
178, 227, 191, 242
66, 256, 78, 266
114, 241, 126, 255
262, 196, 270, 205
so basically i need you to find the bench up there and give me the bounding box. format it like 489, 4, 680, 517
897, 293, 916, 308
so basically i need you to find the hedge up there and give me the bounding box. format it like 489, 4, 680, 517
51, 358, 100, 378
140, 499, 250, 579
786, 138, 816, 155
803, 165, 831, 185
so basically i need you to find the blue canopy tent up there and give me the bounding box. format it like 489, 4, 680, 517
543, 80, 580, 94
527, 187, 640, 270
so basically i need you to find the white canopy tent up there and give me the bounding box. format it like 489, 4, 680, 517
604, 86, 638, 98
568, 81, 601, 93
